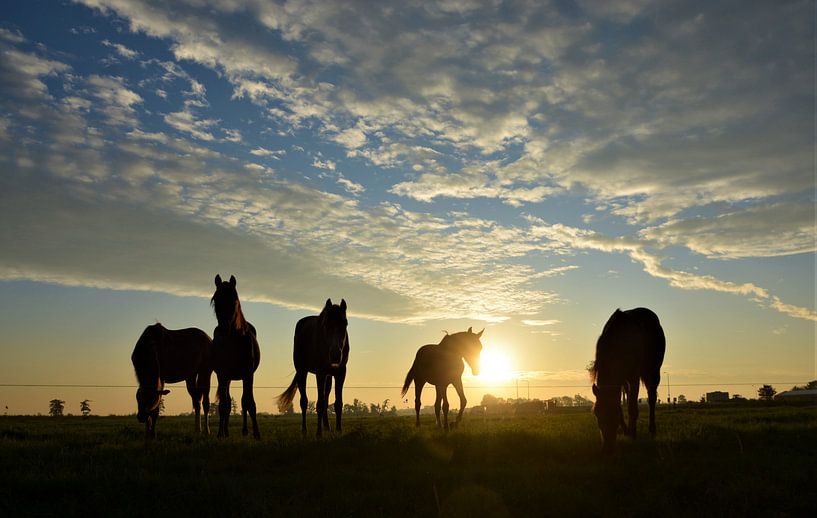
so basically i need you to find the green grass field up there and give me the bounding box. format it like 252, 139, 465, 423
1, 403, 815, 517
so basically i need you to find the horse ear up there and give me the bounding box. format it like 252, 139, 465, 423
467, 326, 473, 333
160, 389, 170, 395
340, 299, 347, 312
215, 274, 222, 287
592, 384, 598, 396
229, 275, 236, 287
476, 328, 484, 338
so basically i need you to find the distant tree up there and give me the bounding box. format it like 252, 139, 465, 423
231, 397, 238, 416
370, 403, 380, 415
380, 399, 391, 416
388, 405, 397, 416
732, 394, 747, 401
573, 394, 592, 407
208, 401, 218, 417
48, 399, 65, 417
283, 402, 294, 415
677, 394, 687, 404
790, 380, 817, 391
559, 396, 573, 407
757, 385, 777, 400
307, 401, 316, 414
481, 394, 500, 408
158, 398, 165, 416
80, 399, 92, 419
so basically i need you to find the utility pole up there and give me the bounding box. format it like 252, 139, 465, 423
665, 371, 670, 402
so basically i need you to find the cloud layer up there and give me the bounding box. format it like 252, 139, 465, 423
0, 0, 813, 325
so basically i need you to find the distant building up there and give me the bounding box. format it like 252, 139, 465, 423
706, 391, 730, 402
775, 389, 817, 401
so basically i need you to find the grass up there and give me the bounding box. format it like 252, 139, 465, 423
1, 403, 815, 517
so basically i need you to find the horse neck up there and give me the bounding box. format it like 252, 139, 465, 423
219, 302, 247, 333
439, 335, 466, 357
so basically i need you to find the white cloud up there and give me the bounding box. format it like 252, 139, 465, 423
163, 108, 217, 141
101, 39, 140, 59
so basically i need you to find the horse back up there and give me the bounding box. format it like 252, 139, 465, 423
158, 327, 213, 383
413, 344, 464, 386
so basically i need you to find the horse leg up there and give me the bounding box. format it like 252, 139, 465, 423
201, 372, 211, 436
627, 379, 640, 439
296, 370, 308, 436
442, 385, 450, 432
322, 375, 332, 431
187, 379, 201, 434
242, 374, 260, 439
217, 377, 230, 438
414, 381, 425, 428
315, 373, 327, 438
434, 385, 443, 428
452, 378, 467, 427
647, 381, 658, 436
148, 408, 159, 439
334, 367, 346, 433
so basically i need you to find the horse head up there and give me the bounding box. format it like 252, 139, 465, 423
136, 383, 170, 423
592, 383, 621, 454
454, 326, 484, 376
318, 298, 348, 368
211, 274, 243, 331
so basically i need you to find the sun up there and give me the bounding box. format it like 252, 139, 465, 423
477, 346, 515, 382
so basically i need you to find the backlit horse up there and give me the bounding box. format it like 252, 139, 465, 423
131, 323, 212, 439
401, 327, 483, 430
277, 298, 349, 437
211, 274, 261, 439
590, 307, 665, 454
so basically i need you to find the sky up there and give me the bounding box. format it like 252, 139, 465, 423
0, 0, 814, 416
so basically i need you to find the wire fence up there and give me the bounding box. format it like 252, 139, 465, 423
0, 382, 808, 389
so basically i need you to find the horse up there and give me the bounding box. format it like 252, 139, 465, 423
589, 307, 665, 454
400, 327, 483, 430
130, 323, 212, 439
211, 274, 261, 439
276, 298, 349, 437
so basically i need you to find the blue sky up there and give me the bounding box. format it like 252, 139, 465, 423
0, 0, 814, 414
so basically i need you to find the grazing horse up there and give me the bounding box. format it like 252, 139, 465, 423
277, 299, 349, 437
590, 307, 665, 454
401, 327, 483, 430
131, 323, 212, 439
211, 274, 261, 439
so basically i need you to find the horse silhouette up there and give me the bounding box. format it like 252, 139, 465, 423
130, 323, 212, 439
277, 298, 349, 437
211, 274, 261, 439
401, 327, 483, 430
590, 307, 665, 454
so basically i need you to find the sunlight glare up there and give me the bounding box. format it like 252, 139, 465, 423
477, 346, 515, 381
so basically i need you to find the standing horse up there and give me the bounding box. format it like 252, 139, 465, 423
131, 323, 212, 439
590, 307, 665, 454
276, 298, 349, 437
401, 327, 483, 430
211, 274, 261, 439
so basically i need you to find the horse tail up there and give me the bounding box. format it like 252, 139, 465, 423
276, 374, 299, 413
400, 364, 415, 398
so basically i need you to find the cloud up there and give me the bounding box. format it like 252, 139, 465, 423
163, 108, 217, 141
639, 202, 816, 259
521, 319, 559, 326
336, 174, 364, 195
527, 217, 816, 322
101, 39, 140, 59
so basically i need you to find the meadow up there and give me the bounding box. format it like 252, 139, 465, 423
1, 403, 815, 517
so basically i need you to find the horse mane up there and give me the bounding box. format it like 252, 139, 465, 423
590, 309, 624, 384
211, 289, 247, 332
132, 323, 163, 388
